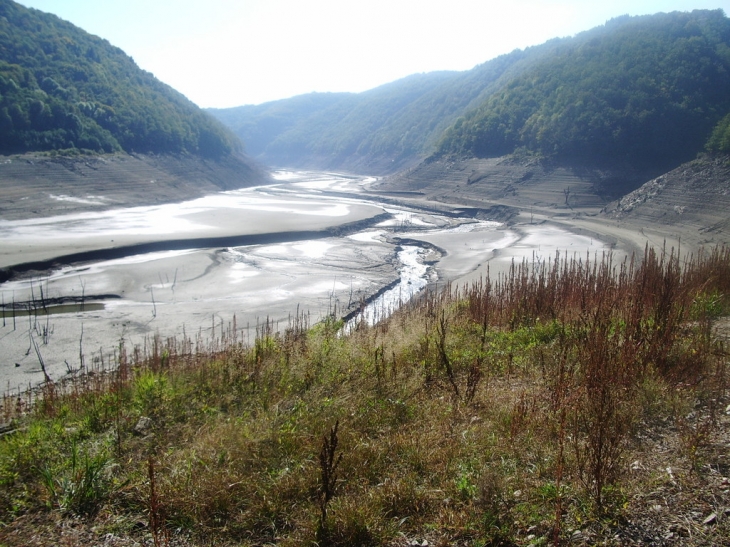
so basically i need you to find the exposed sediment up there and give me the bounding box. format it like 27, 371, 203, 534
375, 155, 641, 211
373, 153, 730, 254
603, 154, 730, 249
0, 213, 392, 283
0, 152, 271, 220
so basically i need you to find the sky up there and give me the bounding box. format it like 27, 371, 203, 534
16, 0, 730, 109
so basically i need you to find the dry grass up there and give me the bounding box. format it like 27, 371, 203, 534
1, 245, 729, 546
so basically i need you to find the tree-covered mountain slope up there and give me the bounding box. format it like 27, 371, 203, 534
0, 0, 237, 159
210, 71, 471, 173
209, 48, 555, 173
0, 0, 270, 216
437, 10, 730, 175
213, 9, 730, 181
208, 92, 356, 159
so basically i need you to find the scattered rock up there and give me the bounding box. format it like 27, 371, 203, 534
133, 416, 153, 436
669, 524, 689, 537
703, 512, 717, 525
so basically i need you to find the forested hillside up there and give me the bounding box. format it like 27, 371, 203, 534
209, 92, 354, 158
211, 71, 472, 172
213, 10, 730, 178
209, 51, 550, 172
437, 10, 730, 174
0, 0, 238, 158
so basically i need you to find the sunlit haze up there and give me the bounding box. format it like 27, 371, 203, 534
16, 0, 730, 108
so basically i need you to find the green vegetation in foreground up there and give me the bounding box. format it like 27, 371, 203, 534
1, 246, 729, 546
0, 0, 238, 157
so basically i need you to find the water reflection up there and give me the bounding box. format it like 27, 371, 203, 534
345, 245, 430, 330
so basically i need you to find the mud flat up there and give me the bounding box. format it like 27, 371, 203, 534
0, 234, 399, 391
0, 170, 625, 391
374, 154, 730, 257
0, 175, 398, 390
0, 186, 385, 270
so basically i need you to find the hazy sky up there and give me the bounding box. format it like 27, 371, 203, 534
16, 1, 730, 109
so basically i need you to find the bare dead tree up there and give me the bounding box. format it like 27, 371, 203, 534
79, 277, 86, 312
79, 323, 85, 372
31, 333, 52, 384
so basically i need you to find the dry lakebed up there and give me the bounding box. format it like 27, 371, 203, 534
0, 170, 620, 391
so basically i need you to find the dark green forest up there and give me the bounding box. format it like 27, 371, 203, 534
212, 9, 730, 176
706, 111, 730, 153
437, 10, 730, 170
0, 0, 238, 157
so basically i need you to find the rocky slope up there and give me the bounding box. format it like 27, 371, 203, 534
370, 153, 730, 257
603, 154, 730, 249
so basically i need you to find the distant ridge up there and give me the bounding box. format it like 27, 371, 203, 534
436, 10, 730, 176
212, 9, 730, 184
